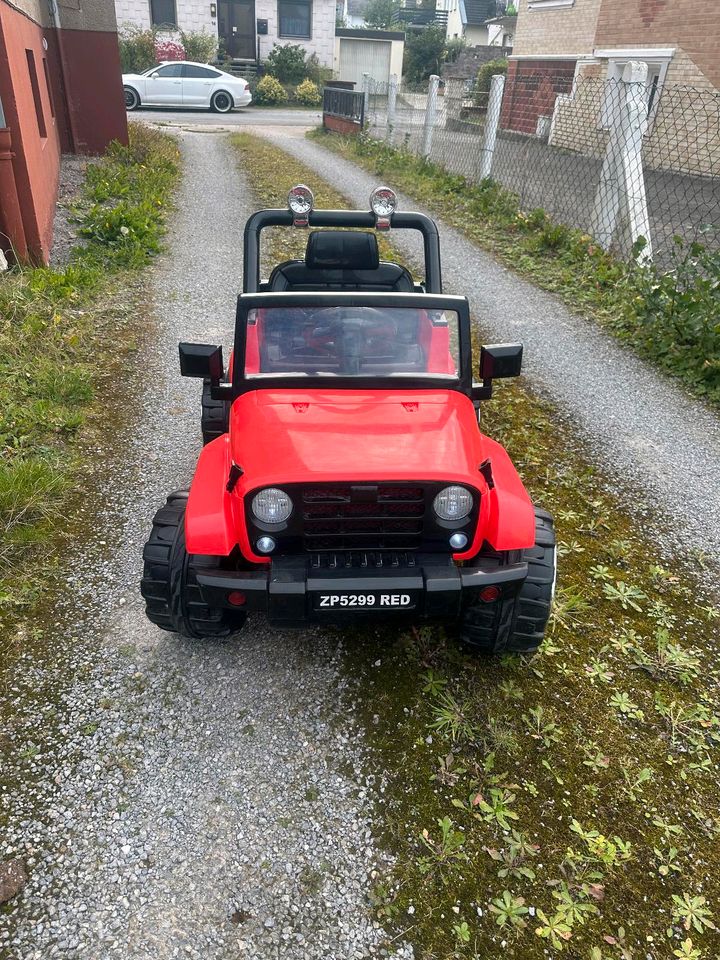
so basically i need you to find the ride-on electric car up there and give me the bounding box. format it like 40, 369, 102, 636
140, 186, 556, 654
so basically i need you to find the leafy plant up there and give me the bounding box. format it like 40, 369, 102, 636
602, 580, 646, 611
363, 0, 400, 29
489, 890, 528, 930
118, 24, 156, 73
671, 893, 716, 933
265, 43, 308, 83
295, 77, 322, 106
254, 74, 288, 105
419, 816, 467, 873
178, 29, 217, 63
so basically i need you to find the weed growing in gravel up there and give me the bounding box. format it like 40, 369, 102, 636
0, 123, 179, 618
229, 131, 720, 960
309, 129, 720, 407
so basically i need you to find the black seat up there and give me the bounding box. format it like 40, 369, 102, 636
267, 230, 415, 292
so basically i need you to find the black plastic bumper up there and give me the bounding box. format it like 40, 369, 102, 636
196, 555, 528, 625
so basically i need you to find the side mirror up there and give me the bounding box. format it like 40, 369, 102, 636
149, 71, 159, 79
479, 343, 523, 380
179, 342, 224, 382
472, 343, 523, 403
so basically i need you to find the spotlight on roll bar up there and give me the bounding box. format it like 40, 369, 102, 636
369, 186, 397, 231
288, 184, 314, 227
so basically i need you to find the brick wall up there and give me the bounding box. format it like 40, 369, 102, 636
500, 58, 576, 133
511, 0, 602, 58
595, 0, 719, 89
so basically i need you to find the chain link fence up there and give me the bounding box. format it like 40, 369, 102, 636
360, 68, 720, 264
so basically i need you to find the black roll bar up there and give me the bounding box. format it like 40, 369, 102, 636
242, 209, 443, 294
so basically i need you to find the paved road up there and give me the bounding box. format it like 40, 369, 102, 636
256, 128, 720, 583
129, 106, 321, 127
0, 131, 410, 960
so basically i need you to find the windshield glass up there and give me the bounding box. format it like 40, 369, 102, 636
244, 306, 460, 379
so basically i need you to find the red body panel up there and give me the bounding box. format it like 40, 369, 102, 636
185, 388, 536, 562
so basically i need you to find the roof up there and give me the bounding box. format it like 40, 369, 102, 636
462, 0, 496, 26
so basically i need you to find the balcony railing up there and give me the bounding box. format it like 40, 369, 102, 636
392, 7, 449, 27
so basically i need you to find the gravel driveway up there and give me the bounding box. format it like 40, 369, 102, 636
0, 132, 410, 960
255, 129, 720, 584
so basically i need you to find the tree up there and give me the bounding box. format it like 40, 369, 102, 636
364, 0, 400, 29
402, 25, 446, 84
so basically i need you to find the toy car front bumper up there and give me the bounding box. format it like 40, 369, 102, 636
196, 555, 528, 625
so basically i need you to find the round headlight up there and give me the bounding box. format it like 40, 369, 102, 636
288, 184, 314, 216
251, 488, 293, 524
433, 486, 473, 522
370, 186, 397, 219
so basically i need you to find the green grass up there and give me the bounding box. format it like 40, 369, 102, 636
308, 129, 720, 408
230, 131, 720, 960
0, 122, 179, 616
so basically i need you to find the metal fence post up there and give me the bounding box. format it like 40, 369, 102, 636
362, 73, 370, 128
478, 72, 505, 180
387, 73, 398, 143
591, 60, 653, 262
422, 74, 440, 159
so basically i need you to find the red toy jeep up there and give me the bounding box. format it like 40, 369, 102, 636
141, 186, 556, 654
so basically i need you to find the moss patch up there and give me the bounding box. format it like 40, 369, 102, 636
229, 131, 720, 960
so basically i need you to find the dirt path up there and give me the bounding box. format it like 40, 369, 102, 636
255, 128, 720, 584
0, 132, 410, 960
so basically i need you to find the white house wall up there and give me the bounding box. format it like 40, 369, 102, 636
116, 0, 215, 32
115, 0, 335, 66
256, 0, 335, 65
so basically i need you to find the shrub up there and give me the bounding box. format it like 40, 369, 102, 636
254, 74, 288, 105
473, 57, 508, 106
118, 24, 156, 74
179, 29, 217, 63
265, 43, 307, 84
364, 0, 400, 29
154, 36, 185, 61
403, 25, 446, 84
304, 52, 332, 87
295, 78, 321, 106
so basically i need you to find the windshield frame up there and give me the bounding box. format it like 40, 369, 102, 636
229, 291, 473, 397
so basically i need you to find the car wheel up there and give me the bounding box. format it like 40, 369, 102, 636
140, 491, 247, 639
124, 86, 140, 111
211, 90, 234, 114
460, 508, 556, 655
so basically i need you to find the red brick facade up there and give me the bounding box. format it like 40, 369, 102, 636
323, 114, 364, 135
0, 0, 127, 264
595, 0, 719, 88
500, 60, 576, 134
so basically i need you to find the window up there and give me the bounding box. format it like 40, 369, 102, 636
26, 50, 46, 139
42, 57, 55, 118
154, 63, 184, 77
278, 0, 312, 38
182, 65, 221, 78
150, 0, 176, 27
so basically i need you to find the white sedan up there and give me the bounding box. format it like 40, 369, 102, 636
123, 61, 252, 114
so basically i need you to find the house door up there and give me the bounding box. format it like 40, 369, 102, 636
218, 0, 256, 59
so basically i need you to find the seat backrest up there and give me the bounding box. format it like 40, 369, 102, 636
267, 230, 415, 292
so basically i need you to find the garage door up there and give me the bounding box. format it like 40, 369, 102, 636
338, 38, 392, 88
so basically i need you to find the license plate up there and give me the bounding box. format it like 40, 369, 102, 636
313, 591, 418, 611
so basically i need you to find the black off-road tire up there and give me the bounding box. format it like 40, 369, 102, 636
211, 90, 234, 113
201, 378, 230, 445
124, 86, 140, 110
140, 490, 246, 639
461, 508, 556, 656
